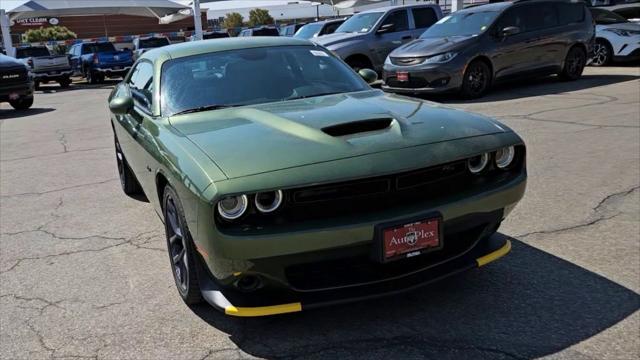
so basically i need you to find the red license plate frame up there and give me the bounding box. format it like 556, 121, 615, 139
396, 71, 409, 82
374, 213, 443, 263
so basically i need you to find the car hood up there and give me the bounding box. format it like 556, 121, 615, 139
597, 22, 640, 31
313, 32, 366, 47
169, 90, 509, 179
390, 35, 477, 58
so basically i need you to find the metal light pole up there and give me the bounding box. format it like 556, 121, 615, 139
0, 9, 14, 57
192, 0, 203, 41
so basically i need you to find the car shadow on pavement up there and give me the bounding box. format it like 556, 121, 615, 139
0, 107, 54, 120
190, 233, 640, 359
433, 73, 639, 104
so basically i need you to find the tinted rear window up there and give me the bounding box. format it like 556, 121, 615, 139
139, 38, 170, 48
253, 28, 280, 36
82, 43, 116, 54
412, 7, 439, 29
16, 47, 50, 58
203, 32, 229, 39
556, 3, 585, 25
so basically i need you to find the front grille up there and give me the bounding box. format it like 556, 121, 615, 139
390, 57, 425, 66
386, 76, 429, 89
0, 66, 28, 86
216, 146, 525, 234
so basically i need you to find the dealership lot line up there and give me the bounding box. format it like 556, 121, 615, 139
1, 66, 638, 360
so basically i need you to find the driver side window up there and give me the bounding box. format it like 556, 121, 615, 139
381, 10, 410, 32
128, 62, 154, 112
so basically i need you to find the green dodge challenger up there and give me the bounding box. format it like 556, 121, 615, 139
108, 37, 526, 317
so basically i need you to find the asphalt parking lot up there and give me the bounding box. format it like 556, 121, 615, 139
1, 66, 639, 360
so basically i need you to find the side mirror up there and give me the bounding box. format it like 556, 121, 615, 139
501, 26, 520, 37
358, 68, 378, 84
377, 23, 395, 34
109, 95, 133, 115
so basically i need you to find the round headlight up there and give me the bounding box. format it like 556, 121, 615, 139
255, 190, 283, 213
217, 195, 248, 220
467, 153, 489, 174
495, 146, 515, 169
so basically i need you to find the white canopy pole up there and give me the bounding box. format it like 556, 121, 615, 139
0, 9, 14, 57
451, 0, 464, 12
192, 0, 203, 41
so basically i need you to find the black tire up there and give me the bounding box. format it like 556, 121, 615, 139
591, 39, 612, 67
114, 135, 141, 196
86, 69, 99, 84
163, 185, 203, 305
34, 80, 41, 91
59, 78, 71, 88
460, 60, 491, 99
560, 46, 586, 81
9, 96, 33, 110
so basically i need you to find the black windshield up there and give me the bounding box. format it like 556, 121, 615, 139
82, 43, 116, 54
16, 47, 50, 58
139, 38, 170, 48
421, 11, 500, 38
335, 12, 384, 33
591, 8, 629, 24
161, 46, 368, 116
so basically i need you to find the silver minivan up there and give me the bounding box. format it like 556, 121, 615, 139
314, 4, 443, 72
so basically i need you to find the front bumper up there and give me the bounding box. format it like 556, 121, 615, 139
0, 81, 34, 102
197, 232, 512, 317
382, 61, 465, 94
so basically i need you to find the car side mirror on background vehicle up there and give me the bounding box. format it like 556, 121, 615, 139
501, 26, 521, 37
358, 68, 378, 84
377, 23, 395, 34
109, 96, 133, 115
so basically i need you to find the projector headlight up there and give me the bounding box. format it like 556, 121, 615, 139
467, 153, 489, 174
217, 195, 248, 220
495, 146, 515, 169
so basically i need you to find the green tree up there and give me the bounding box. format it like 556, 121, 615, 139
248, 8, 274, 27
223, 12, 244, 33
24, 26, 77, 43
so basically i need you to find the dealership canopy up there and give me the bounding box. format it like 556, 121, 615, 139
4, 0, 190, 20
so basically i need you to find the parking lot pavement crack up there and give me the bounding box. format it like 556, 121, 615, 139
199, 347, 240, 360
56, 130, 69, 153
592, 186, 640, 213
1, 178, 118, 198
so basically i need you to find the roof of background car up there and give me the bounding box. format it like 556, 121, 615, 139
358, 3, 440, 14
458, 1, 513, 13
142, 37, 314, 62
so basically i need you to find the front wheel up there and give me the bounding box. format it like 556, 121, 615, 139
9, 96, 33, 110
460, 60, 491, 99
163, 185, 203, 305
59, 77, 71, 88
114, 135, 141, 196
560, 46, 586, 81
591, 40, 611, 67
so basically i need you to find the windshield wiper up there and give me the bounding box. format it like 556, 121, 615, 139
287, 91, 344, 101
172, 104, 235, 116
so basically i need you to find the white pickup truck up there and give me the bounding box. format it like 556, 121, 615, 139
16, 46, 73, 89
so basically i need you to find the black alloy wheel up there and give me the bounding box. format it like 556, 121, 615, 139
591, 40, 611, 67
560, 47, 586, 81
113, 135, 141, 195
163, 185, 202, 305
461, 60, 491, 99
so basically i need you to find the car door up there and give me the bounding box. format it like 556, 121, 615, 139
490, 5, 538, 79
115, 61, 157, 192
68, 45, 80, 74
410, 6, 440, 38
372, 9, 414, 68
521, 2, 562, 72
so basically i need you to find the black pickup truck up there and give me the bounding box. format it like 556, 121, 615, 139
0, 54, 34, 110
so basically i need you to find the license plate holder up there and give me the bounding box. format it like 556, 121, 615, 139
374, 213, 443, 263
396, 71, 409, 82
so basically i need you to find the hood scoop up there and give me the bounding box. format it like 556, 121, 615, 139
322, 118, 393, 137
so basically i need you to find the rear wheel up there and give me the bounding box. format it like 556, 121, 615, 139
9, 96, 33, 110
86, 69, 101, 84
560, 46, 586, 81
460, 60, 491, 99
163, 185, 203, 305
59, 77, 71, 88
114, 135, 141, 195
591, 40, 612, 67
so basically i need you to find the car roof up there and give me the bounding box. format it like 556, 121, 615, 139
144, 37, 314, 62
458, 1, 513, 13
358, 3, 440, 14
